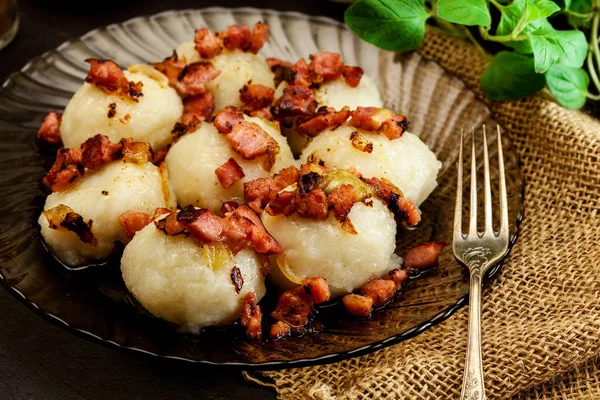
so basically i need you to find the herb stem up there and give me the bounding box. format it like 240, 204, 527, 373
488, 0, 506, 11
592, 11, 600, 83
564, 9, 595, 19
461, 25, 491, 59
587, 49, 600, 95
479, 25, 528, 42
586, 91, 600, 100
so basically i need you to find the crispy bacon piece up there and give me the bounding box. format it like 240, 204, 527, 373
85, 59, 129, 95
292, 59, 312, 87
272, 85, 318, 118
296, 106, 351, 137
266, 190, 296, 216
327, 184, 355, 222
194, 28, 223, 59
270, 321, 292, 340
215, 158, 245, 189
361, 279, 396, 307
266, 58, 294, 70
222, 24, 252, 51
341, 65, 364, 87
155, 211, 187, 235
42, 148, 83, 192
342, 294, 373, 317
240, 292, 262, 340
383, 268, 408, 290
220, 201, 239, 215
214, 107, 280, 169
271, 277, 330, 327
267, 58, 295, 86
404, 242, 446, 270
119, 211, 152, 239
230, 266, 244, 293
179, 62, 220, 96
295, 189, 328, 220
350, 131, 373, 153
244, 165, 299, 213
310, 52, 343, 81
152, 147, 168, 165
81, 135, 122, 169
121, 138, 152, 165
365, 177, 421, 226
239, 84, 275, 109
37, 111, 62, 146
349, 107, 409, 140
246, 107, 273, 120
250, 22, 269, 54
152, 52, 187, 87
183, 92, 215, 123
223, 205, 283, 255
42, 204, 96, 245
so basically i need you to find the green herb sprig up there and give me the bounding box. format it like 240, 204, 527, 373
345, 0, 600, 110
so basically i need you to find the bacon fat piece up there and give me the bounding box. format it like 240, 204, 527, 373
404, 242, 446, 270
182, 92, 215, 125
271, 277, 330, 333
349, 107, 409, 140
364, 177, 421, 226
214, 107, 280, 170
296, 106, 351, 137
239, 84, 275, 110
85, 59, 143, 102
215, 158, 245, 189
240, 292, 263, 340
194, 28, 223, 59
243, 165, 299, 213
342, 294, 373, 317
38, 111, 63, 146
42, 204, 96, 245
193, 22, 269, 59
119, 211, 152, 239
153, 205, 283, 257
271, 85, 318, 119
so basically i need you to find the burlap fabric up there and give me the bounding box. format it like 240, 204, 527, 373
245, 29, 600, 399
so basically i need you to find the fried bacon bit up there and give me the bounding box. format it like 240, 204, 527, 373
182, 91, 215, 124
80, 135, 122, 169
267, 58, 295, 86
310, 52, 343, 81
295, 189, 328, 220
85, 59, 142, 102
42, 148, 84, 191
121, 138, 152, 165
250, 22, 269, 54
38, 111, 62, 146
246, 107, 273, 120
365, 177, 421, 226
292, 59, 312, 87
327, 184, 355, 222
404, 242, 446, 270
270, 321, 292, 340
214, 107, 280, 170
118, 211, 152, 239
154, 205, 283, 256
383, 268, 408, 290
361, 279, 396, 307
272, 85, 318, 119
341, 65, 364, 88
215, 158, 245, 189
296, 106, 351, 137
194, 28, 224, 59
152, 51, 187, 87
152, 148, 168, 165
244, 165, 299, 213
43, 204, 96, 245
179, 62, 220, 96
266, 190, 296, 216
239, 84, 275, 109
220, 201, 239, 215
342, 294, 373, 317
271, 277, 330, 328
240, 292, 262, 340
350, 131, 373, 153
266, 58, 294, 70
230, 266, 244, 293
222, 24, 251, 51
349, 107, 409, 140
107, 103, 117, 118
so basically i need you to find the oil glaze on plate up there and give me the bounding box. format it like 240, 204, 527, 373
0, 8, 523, 369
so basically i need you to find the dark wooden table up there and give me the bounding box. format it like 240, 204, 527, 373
0, 1, 346, 399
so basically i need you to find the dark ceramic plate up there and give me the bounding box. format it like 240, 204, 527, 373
0, 8, 523, 369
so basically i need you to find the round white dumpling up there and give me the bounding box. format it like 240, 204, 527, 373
166, 116, 296, 212
121, 221, 266, 333
176, 42, 275, 112
263, 199, 398, 297
38, 161, 176, 267
302, 125, 441, 206
61, 64, 183, 150
314, 74, 383, 110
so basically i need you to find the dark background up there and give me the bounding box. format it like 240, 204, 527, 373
0, 1, 346, 399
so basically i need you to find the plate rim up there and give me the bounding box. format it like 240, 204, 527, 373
0, 6, 525, 370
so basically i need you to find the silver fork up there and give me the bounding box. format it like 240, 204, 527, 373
454, 126, 509, 400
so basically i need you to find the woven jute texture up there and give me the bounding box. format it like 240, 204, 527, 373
245, 29, 600, 399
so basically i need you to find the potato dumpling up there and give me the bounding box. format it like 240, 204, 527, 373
176, 42, 275, 112
314, 74, 383, 110
263, 199, 399, 297
302, 124, 441, 206
61, 64, 183, 151
166, 116, 296, 213
38, 161, 176, 267
121, 221, 266, 332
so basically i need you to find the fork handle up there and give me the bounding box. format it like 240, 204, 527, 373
460, 269, 487, 400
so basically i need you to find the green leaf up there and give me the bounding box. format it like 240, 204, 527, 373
496, 0, 557, 53
529, 28, 587, 72
437, 0, 491, 27
480, 51, 546, 100
526, 0, 561, 20
566, 0, 593, 28
344, 0, 428, 52
545, 64, 589, 109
